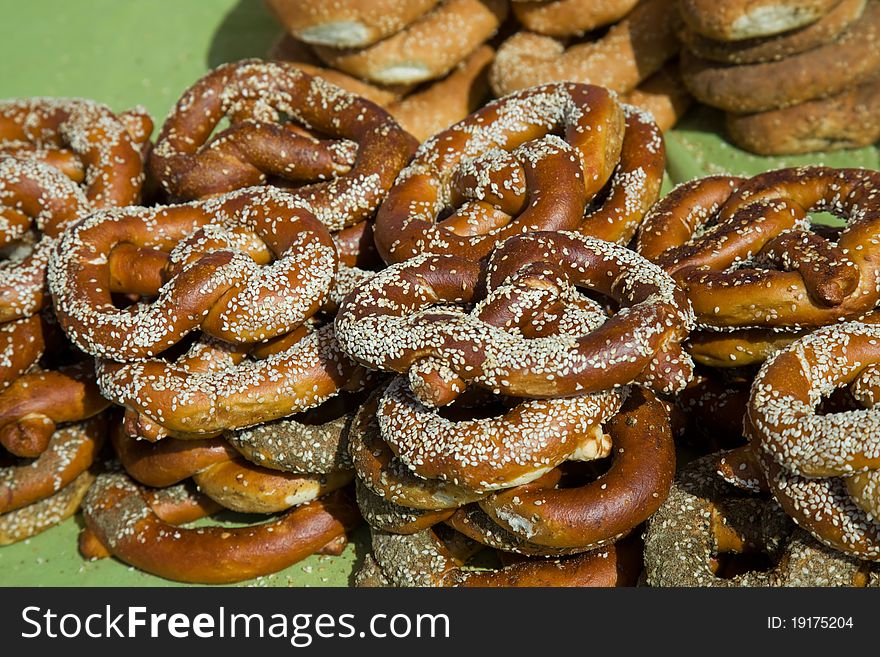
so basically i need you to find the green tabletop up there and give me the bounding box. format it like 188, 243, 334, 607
1, 0, 877, 587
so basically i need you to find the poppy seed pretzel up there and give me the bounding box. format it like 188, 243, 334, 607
373, 82, 627, 264
48, 186, 338, 360
149, 59, 417, 220
636, 168, 880, 332
336, 231, 695, 404
0, 97, 149, 208
747, 322, 880, 559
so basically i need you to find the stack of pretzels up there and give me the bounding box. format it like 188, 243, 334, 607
264, 0, 693, 138
679, 0, 880, 154
0, 97, 151, 544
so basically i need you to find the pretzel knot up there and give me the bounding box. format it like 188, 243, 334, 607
636, 167, 880, 332
372, 82, 665, 263
0, 97, 150, 208
48, 186, 339, 361
747, 322, 880, 560
148, 59, 417, 228
336, 230, 695, 406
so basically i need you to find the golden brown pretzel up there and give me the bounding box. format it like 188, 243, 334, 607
368, 525, 641, 586
0, 362, 109, 458
490, 0, 680, 97
265, 0, 440, 47
0, 98, 149, 207
49, 186, 338, 360
679, 0, 841, 40
149, 59, 417, 214
477, 388, 675, 549
622, 63, 693, 132
644, 454, 880, 586
512, 0, 639, 36
636, 168, 880, 331
0, 315, 46, 392
373, 83, 627, 263
680, 2, 880, 113
747, 322, 880, 559
337, 231, 695, 401
311, 0, 506, 85
81, 472, 361, 583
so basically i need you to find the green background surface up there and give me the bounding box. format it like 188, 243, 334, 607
1, 0, 877, 586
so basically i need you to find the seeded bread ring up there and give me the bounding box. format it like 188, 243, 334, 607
726, 76, 880, 155
0, 97, 148, 207
355, 479, 453, 534
644, 454, 880, 586
680, 0, 867, 64
681, 2, 880, 113
312, 0, 506, 85
265, 0, 439, 48
490, 0, 680, 97
354, 553, 393, 586
679, 0, 841, 41
81, 472, 361, 583
511, 0, 639, 37
0, 469, 94, 545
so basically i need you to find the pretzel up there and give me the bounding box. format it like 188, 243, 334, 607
0, 98, 149, 207
355, 479, 455, 534
0, 362, 109, 458
680, 0, 867, 64
373, 83, 627, 263
622, 64, 693, 133
747, 322, 880, 559
49, 186, 338, 360
337, 232, 695, 403
675, 371, 751, 451
265, 0, 439, 47
681, 2, 880, 113
477, 388, 675, 549
149, 59, 417, 214
644, 454, 880, 586
0, 315, 45, 392
1, 469, 95, 545
271, 36, 495, 143
368, 526, 641, 586
511, 0, 639, 37
686, 329, 804, 367
636, 168, 880, 331
81, 472, 361, 583
0, 416, 105, 515
490, 0, 680, 97
726, 76, 880, 155
311, 0, 506, 85
679, 0, 841, 41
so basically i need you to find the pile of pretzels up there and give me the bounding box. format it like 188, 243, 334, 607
264, 0, 693, 139
679, 0, 880, 154
3, 45, 880, 587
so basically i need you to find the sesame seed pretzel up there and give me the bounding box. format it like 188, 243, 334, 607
511, 0, 639, 37
0, 98, 149, 208
747, 322, 880, 559
81, 471, 360, 583
149, 59, 417, 222
366, 525, 641, 587
372, 82, 627, 264
636, 168, 880, 333
0, 158, 92, 324
337, 231, 695, 403
0, 313, 46, 392
679, 0, 841, 41
644, 454, 880, 586
49, 186, 339, 360
265, 0, 440, 48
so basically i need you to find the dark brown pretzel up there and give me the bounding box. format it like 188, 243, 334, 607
81, 472, 361, 583
49, 186, 338, 360
372, 83, 626, 263
636, 168, 880, 331
0, 315, 46, 392
336, 231, 694, 402
747, 322, 880, 559
149, 59, 418, 224
644, 454, 880, 586
0, 362, 109, 458
0, 98, 149, 207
